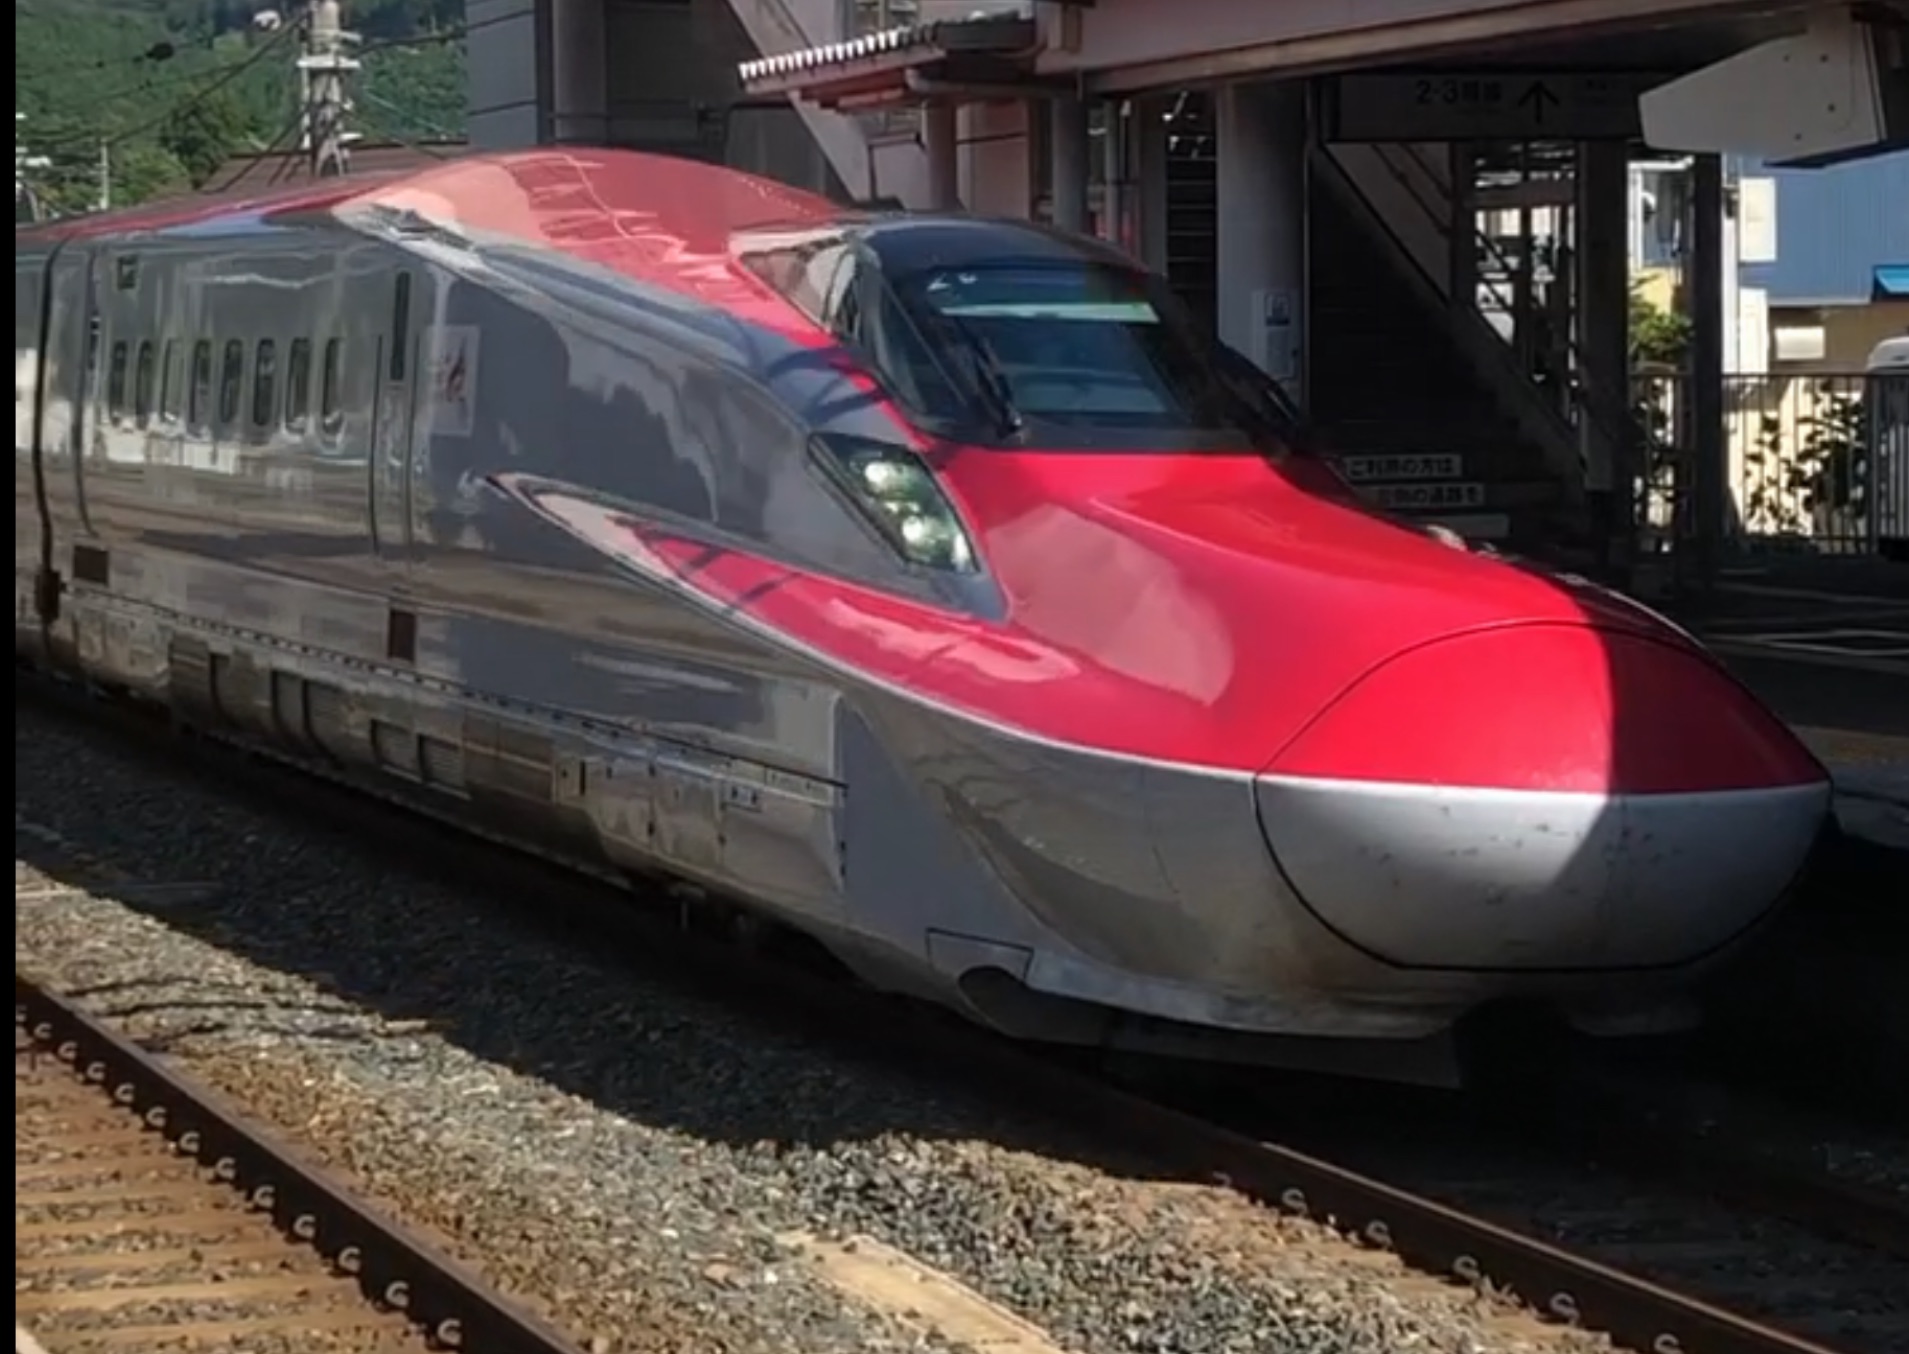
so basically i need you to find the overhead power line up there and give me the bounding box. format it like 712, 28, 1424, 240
357, 88, 457, 147
28, 40, 185, 83
352, 9, 524, 59
204, 96, 311, 196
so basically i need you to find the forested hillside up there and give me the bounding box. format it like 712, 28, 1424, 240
16, 0, 467, 214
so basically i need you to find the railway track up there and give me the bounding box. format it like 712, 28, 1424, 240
1182, 1071, 1909, 1354
18, 673, 1905, 1354
14, 968, 587, 1354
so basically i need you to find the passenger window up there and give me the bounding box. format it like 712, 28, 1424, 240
251, 339, 277, 428
285, 338, 312, 430
388, 273, 411, 382
106, 341, 130, 420
320, 338, 343, 435
188, 340, 212, 430
133, 341, 156, 424
218, 338, 243, 426
159, 339, 179, 420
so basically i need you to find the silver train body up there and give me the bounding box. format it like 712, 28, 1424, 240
14, 162, 1829, 1086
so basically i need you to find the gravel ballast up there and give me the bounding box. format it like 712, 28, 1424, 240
14, 706, 1621, 1354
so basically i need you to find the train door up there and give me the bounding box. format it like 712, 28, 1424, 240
32, 245, 101, 556
369, 265, 424, 572
16, 247, 54, 642
80, 256, 107, 536
60, 249, 105, 540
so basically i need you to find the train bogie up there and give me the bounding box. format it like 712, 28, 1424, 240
16, 149, 1833, 1086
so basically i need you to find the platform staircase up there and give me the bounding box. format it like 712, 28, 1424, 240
1162, 91, 1222, 340
1163, 94, 1620, 557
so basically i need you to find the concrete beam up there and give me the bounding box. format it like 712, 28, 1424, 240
1038, 0, 1772, 93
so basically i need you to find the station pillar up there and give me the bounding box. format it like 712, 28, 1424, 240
466, 0, 541, 148
1133, 94, 1171, 275
1214, 79, 1306, 406
549, 0, 609, 143
959, 101, 1034, 217
1575, 142, 1632, 568
1687, 153, 1728, 595
1050, 94, 1091, 233
924, 103, 960, 210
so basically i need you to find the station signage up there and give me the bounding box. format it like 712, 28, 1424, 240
1362, 481, 1488, 511
1325, 71, 1673, 142
1338, 452, 1465, 483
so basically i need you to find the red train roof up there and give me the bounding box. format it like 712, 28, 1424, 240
351, 147, 845, 242
339, 149, 854, 339
14, 171, 402, 245
16, 148, 846, 252
17, 148, 851, 340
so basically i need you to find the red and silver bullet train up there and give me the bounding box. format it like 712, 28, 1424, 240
14, 149, 1833, 1084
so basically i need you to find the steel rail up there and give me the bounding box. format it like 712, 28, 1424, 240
965, 1054, 1845, 1354
1537, 1088, 1909, 1264
14, 972, 588, 1354
15, 675, 1853, 1354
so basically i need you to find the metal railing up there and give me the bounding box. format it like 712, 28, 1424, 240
1631, 370, 1909, 559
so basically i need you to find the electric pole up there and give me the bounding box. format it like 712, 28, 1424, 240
298, 0, 360, 177
97, 140, 112, 212
16, 113, 52, 221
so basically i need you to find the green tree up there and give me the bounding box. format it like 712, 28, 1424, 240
113, 140, 194, 203
1629, 281, 1691, 371
160, 88, 255, 186
16, 0, 469, 211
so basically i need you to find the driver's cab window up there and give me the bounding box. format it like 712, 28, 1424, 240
823, 252, 861, 344
738, 231, 971, 427
826, 249, 965, 423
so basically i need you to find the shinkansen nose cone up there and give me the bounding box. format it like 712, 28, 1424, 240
1255, 623, 1830, 974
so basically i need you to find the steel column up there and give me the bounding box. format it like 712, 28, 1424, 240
1687, 153, 1727, 599
1050, 94, 1090, 232
924, 103, 960, 209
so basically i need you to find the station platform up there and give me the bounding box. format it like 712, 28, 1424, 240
1674, 578, 1909, 853
1797, 730, 1909, 853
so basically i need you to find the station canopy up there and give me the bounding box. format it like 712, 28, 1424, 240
737, 12, 1038, 110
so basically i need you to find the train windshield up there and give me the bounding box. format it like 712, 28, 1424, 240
881, 259, 1301, 452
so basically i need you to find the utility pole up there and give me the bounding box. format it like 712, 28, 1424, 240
96, 139, 112, 212
16, 112, 52, 221
298, 0, 360, 177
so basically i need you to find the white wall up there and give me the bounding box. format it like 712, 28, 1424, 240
1216, 81, 1307, 392
960, 101, 1033, 217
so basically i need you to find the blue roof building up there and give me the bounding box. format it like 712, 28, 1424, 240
1733, 150, 1909, 306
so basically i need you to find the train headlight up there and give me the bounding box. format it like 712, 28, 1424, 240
810, 433, 979, 573
861, 457, 929, 497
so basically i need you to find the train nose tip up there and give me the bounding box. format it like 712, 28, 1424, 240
1253, 623, 1831, 972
